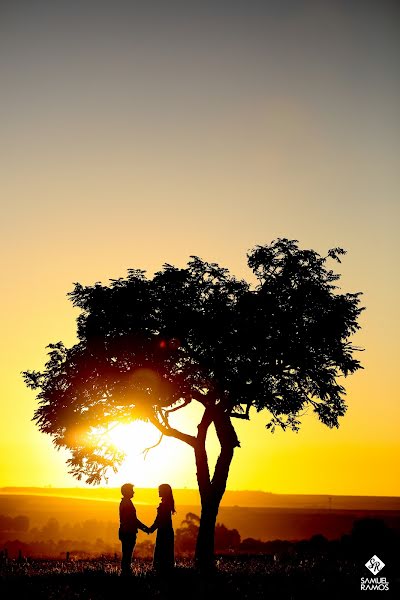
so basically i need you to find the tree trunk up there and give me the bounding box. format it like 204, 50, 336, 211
195, 499, 219, 570
194, 409, 239, 571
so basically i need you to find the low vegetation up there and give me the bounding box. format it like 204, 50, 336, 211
0, 517, 398, 599
0, 554, 367, 600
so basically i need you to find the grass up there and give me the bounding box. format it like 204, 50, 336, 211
0, 555, 372, 600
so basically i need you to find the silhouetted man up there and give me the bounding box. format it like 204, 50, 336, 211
119, 483, 148, 575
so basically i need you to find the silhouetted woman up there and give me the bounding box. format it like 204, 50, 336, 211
148, 483, 176, 572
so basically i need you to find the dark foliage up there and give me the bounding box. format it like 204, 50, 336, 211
23, 239, 363, 484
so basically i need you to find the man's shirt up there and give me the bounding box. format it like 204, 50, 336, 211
119, 497, 146, 537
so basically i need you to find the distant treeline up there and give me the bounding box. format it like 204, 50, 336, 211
1, 512, 398, 561
0, 515, 116, 544
0, 515, 29, 533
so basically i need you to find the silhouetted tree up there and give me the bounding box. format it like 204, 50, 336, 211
0, 515, 29, 534
214, 523, 241, 552
23, 238, 363, 569
41, 518, 60, 541
349, 518, 396, 559
175, 513, 240, 554
175, 513, 200, 554
13, 516, 30, 533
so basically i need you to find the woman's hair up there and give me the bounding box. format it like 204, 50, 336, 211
159, 483, 176, 514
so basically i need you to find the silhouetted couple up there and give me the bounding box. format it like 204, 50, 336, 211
119, 482, 175, 576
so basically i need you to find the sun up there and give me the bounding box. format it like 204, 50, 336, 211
102, 420, 195, 488
106, 421, 154, 455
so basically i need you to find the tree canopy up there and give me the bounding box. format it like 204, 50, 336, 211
23, 239, 363, 484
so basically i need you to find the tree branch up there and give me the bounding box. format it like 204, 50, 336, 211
163, 398, 192, 414
210, 410, 239, 503
213, 410, 241, 450
194, 407, 214, 501
230, 403, 251, 420
197, 406, 214, 445
142, 433, 164, 459
148, 412, 196, 448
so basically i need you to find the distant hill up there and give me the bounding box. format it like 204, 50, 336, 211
1, 486, 399, 511
0, 492, 399, 543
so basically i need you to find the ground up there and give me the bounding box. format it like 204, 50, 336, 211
2, 555, 398, 599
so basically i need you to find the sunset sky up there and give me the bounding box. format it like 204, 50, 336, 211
1, 1, 399, 496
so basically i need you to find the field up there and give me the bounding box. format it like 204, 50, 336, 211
1, 490, 399, 598
0, 555, 381, 600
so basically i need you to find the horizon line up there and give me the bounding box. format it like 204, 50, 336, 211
0, 486, 399, 499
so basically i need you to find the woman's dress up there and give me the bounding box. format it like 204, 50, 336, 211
149, 501, 174, 571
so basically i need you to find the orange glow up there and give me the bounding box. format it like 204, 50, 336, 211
99, 422, 194, 489
0, 2, 399, 497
